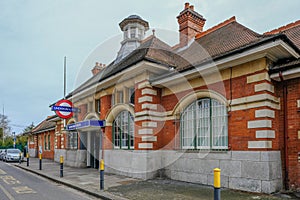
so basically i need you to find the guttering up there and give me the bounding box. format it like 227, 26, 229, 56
32, 127, 55, 135
270, 67, 300, 81
279, 71, 289, 190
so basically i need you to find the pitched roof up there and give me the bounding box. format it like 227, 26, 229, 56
67, 36, 178, 97
101, 36, 176, 79
67, 16, 300, 95
175, 19, 266, 71
267, 21, 300, 73
32, 117, 55, 134
265, 20, 300, 49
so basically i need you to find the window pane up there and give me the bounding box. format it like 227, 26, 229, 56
211, 99, 228, 149
113, 111, 134, 149
196, 99, 210, 149
129, 87, 135, 104
181, 103, 195, 149
181, 98, 228, 150
130, 28, 136, 38
48, 135, 50, 150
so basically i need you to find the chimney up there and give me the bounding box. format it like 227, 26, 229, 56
177, 2, 206, 47
91, 62, 105, 76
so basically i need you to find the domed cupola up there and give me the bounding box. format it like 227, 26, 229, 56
115, 15, 149, 63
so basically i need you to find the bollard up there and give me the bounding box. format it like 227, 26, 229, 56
60, 155, 64, 178
214, 168, 221, 200
100, 159, 104, 190
19, 152, 21, 164
39, 154, 42, 170
26, 153, 29, 167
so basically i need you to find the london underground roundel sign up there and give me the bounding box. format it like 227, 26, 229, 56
53, 99, 74, 119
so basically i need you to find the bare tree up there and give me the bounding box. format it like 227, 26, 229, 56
0, 114, 11, 140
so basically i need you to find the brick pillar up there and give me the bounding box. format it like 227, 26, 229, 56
135, 80, 161, 150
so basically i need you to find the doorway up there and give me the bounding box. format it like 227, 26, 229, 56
87, 131, 101, 169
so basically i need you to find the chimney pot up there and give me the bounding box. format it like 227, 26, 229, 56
184, 2, 190, 9
190, 5, 194, 10
95, 62, 99, 66
99, 63, 102, 67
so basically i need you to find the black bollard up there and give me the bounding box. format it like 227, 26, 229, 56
100, 159, 104, 190
19, 152, 22, 164
60, 155, 64, 177
39, 154, 42, 170
26, 153, 29, 167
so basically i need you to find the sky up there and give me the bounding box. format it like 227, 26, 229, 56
0, 0, 299, 134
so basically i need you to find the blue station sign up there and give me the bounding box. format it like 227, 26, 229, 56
51, 106, 80, 113
66, 120, 106, 131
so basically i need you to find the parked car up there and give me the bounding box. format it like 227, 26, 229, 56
0, 149, 6, 161
4, 149, 23, 162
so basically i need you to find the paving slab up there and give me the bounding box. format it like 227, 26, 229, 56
14, 158, 299, 200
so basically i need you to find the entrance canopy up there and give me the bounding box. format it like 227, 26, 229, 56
66, 120, 105, 131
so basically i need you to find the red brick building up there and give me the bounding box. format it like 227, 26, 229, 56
50, 3, 300, 193
28, 117, 56, 160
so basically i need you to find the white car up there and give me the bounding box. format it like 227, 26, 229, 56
4, 149, 23, 162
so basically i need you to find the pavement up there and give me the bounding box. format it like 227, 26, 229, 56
14, 158, 300, 200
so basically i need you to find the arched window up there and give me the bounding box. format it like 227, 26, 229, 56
180, 98, 228, 150
113, 111, 134, 149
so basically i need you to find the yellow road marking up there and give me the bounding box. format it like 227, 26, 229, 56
0, 184, 15, 200
12, 186, 36, 194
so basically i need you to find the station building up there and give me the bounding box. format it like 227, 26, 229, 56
30, 3, 300, 193
27, 116, 56, 160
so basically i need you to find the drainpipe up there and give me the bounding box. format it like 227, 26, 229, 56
279, 71, 289, 190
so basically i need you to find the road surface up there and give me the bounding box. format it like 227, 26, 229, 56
0, 161, 97, 200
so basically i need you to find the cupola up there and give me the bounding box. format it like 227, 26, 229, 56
115, 15, 149, 63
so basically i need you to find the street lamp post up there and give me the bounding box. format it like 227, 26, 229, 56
13, 132, 16, 148
0, 127, 3, 145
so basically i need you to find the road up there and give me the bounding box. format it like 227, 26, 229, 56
0, 161, 97, 200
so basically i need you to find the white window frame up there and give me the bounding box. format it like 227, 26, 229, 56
180, 98, 228, 150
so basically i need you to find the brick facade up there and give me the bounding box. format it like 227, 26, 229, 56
275, 78, 300, 189
43, 2, 300, 193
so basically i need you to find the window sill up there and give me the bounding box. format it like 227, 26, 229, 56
176, 149, 229, 153
113, 148, 134, 151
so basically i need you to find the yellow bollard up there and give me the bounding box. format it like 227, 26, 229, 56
60, 155, 64, 164
214, 168, 221, 200
100, 159, 104, 190
214, 168, 221, 188
100, 159, 105, 171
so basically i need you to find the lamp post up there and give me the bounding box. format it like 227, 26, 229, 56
0, 127, 3, 145
13, 132, 16, 148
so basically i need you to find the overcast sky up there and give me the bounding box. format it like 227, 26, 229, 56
0, 0, 299, 134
